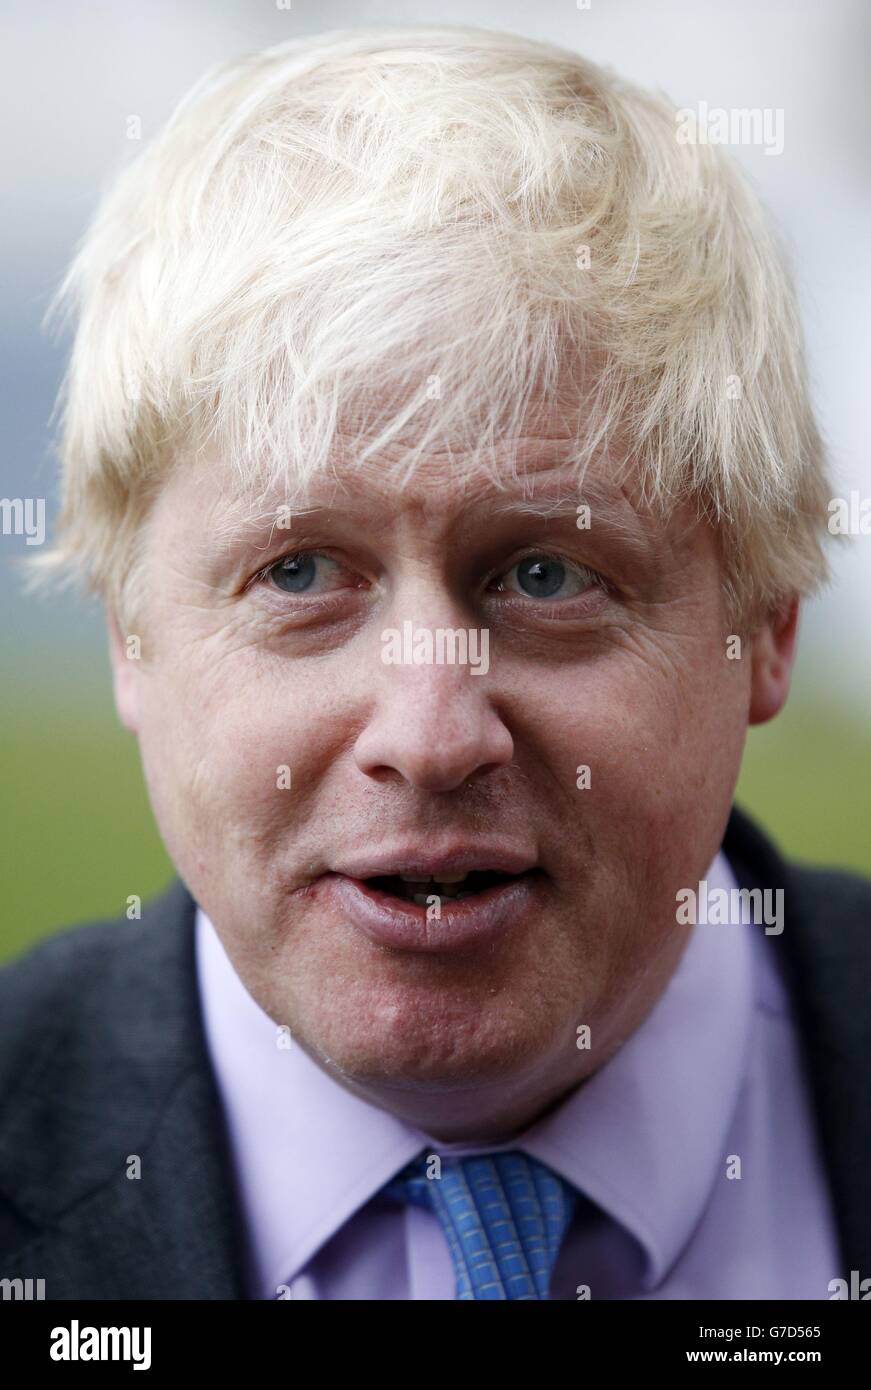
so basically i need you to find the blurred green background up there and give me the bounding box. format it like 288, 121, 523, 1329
2, 654, 869, 965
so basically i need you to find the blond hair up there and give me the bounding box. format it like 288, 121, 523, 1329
30, 24, 833, 629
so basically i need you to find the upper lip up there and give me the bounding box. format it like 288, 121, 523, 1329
331, 845, 538, 880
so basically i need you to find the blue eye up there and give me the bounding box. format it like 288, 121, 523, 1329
516, 556, 566, 598
269, 553, 319, 592
498, 554, 594, 601
267, 552, 354, 595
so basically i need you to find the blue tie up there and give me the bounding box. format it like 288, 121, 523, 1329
383, 1150, 577, 1299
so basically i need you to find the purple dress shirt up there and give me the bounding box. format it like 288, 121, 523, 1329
195, 850, 841, 1299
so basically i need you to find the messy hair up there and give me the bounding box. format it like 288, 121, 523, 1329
29, 23, 833, 630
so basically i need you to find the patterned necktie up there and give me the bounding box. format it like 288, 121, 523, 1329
383, 1150, 577, 1299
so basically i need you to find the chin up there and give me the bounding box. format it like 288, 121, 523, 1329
301, 990, 555, 1094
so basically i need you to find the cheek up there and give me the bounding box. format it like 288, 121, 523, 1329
133, 655, 279, 860
134, 648, 356, 864
525, 635, 749, 863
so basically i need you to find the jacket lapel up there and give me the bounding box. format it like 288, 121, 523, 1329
724, 806, 871, 1279
0, 880, 248, 1299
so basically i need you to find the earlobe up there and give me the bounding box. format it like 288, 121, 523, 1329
748, 596, 800, 726
106, 604, 141, 733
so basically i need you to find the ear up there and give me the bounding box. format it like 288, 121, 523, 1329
748, 595, 800, 726
106, 603, 141, 733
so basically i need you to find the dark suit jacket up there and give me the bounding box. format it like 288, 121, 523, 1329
1, 806, 869, 1299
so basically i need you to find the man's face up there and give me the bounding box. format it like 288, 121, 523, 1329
112, 426, 754, 1138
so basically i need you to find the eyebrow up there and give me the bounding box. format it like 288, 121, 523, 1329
218, 492, 639, 533
489, 496, 595, 520
211, 472, 664, 566
486, 489, 666, 556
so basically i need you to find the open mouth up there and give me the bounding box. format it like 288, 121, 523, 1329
324, 859, 543, 951
365, 869, 535, 905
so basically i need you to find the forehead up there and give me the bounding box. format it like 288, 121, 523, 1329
186, 420, 650, 539
149, 418, 714, 599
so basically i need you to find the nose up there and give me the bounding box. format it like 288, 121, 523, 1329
353, 633, 514, 794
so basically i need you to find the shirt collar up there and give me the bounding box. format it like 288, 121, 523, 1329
518, 848, 755, 1288
195, 911, 427, 1295
196, 848, 753, 1294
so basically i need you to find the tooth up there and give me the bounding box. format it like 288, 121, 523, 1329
400, 873, 432, 883
436, 873, 467, 884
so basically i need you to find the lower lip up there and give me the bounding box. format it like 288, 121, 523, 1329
321, 872, 543, 953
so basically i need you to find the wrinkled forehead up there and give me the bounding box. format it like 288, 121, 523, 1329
185, 413, 661, 545
165, 333, 678, 541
